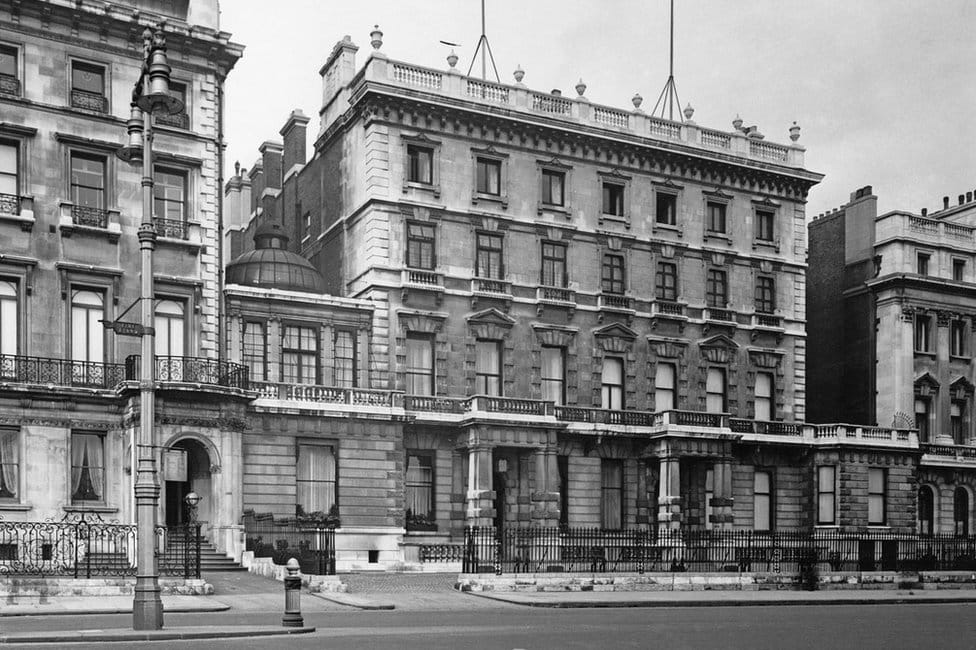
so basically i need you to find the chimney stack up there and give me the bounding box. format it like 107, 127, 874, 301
921, 208, 928, 217
259, 141, 284, 191
280, 109, 311, 179
960, 195, 966, 206
968, 192, 973, 203
944, 196, 950, 209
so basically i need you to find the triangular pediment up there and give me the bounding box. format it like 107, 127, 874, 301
466, 307, 515, 327
951, 376, 974, 394
699, 334, 739, 349
593, 322, 638, 340
914, 372, 940, 390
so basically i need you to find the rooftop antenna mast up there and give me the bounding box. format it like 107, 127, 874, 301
467, 0, 500, 82
651, 0, 682, 121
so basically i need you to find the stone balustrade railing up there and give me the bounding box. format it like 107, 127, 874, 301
360, 57, 806, 168
875, 212, 976, 250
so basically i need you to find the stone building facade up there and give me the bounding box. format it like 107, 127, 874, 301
808, 186, 976, 535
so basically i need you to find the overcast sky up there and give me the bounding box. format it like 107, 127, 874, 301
219, 0, 976, 219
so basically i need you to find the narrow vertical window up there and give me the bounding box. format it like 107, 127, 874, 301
0, 141, 17, 203
601, 254, 625, 295
755, 277, 775, 314
817, 465, 836, 525
242, 321, 266, 382
753, 470, 772, 531
0, 279, 18, 357
541, 242, 567, 288
405, 333, 434, 396
0, 428, 18, 499
953, 259, 966, 282
541, 169, 565, 206
405, 453, 434, 527
333, 330, 357, 388
282, 325, 318, 384
601, 357, 624, 410
475, 339, 502, 396
475, 158, 501, 195
914, 314, 931, 352
70, 432, 105, 503
705, 368, 726, 413
704, 468, 714, 530
296, 443, 336, 516
0, 45, 18, 96
70, 289, 104, 365
954, 487, 969, 536
154, 299, 185, 358
918, 485, 934, 535
868, 468, 886, 525
914, 398, 930, 442
656, 192, 676, 225
655, 362, 676, 411
600, 459, 623, 530
602, 183, 624, 216
540, 346, 565, 405
951, 401, 965, 444
951, 320, 967, 356
407, 145, 433, 184
70, 153, 106, 211
406, 223, 435, 270
755, 209, 774, 242
706, 202, 726, 233
153, 167, 187, 224
655, 262, 678, 301
557, 455, 569, 526
475, 233, 503, 279
754, 372, 774, 421
917, 253, 930, 276
706, 270, 727, 308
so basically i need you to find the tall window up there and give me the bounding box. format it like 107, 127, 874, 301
302, 213, 311, 244
601, 254, 625, 295
154, 299, 185, 357
706, 202, 726, 233
755, 372, 774, 421
706, 269, 727, 308
405, 453, 434, 524
602, 182, 624, 216
541, 242, 567, 288
655, 262, 678, 301
282, 325, 318, 384
755, 277, 775, 314
242, 321, 266, 381
475, 233, 503, 279
951, 320, 967, 356
704, 468, 714, 530
70, 61, 106, 110
70, 153, 106, 209
70, 289, 104, 364
918, 485, 935, 535
333, 330, 357, 388
915, 398, 930, 442
475, 157, 501, 195
70, 432, 104, 503
0, 428, 18, 499
953, 259, 966, 282
0, 279, 17, 356
475, 339, 502, 395
600, 460, 623, 530
406, 223, 435, 270
917, 253, 930, 276
817, 465, 836, 525
0, 141, 17, 199
951, 401, 965, 444
153, 167, 186, 222
755, 209, 774, 242
655, 362, 676, 411
541, 169, 565, 206
407, 145, 433, 184
656, 192, 676, 225
0, 45, 16, 83
914, 314, 932, 352
296, 443, 336, 516
754, 470, 772, 531
541, 346, 565, 405
954, 487, 969, 536
405, 333, 434, 395
601, 357, 624, 409
868, 468, 886, 525
706, 368, 726, 413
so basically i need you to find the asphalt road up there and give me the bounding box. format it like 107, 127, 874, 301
2, 603, 976, 649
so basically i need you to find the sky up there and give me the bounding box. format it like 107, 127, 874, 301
218, 0, 976, 219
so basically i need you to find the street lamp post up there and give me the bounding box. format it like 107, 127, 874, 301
117, 25, 184, 632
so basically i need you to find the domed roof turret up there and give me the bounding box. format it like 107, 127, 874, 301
225, 221, 325, 293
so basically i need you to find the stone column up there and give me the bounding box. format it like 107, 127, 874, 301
657, 456, 681, 532
935, 311, 954, 444
710, 458, 734, 530
530, 444, 560, 526
267, 316, 282, 383
450, 449, 466, 536
465, 444, 494, 527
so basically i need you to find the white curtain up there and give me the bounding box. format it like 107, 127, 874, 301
70, 435, 86, 496
405, 455, 432, 517
297, 445, 335, 514
0, 429, 17, 497
87, 435, 104, 499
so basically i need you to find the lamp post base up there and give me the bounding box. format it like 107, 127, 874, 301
132, 577, 164, 630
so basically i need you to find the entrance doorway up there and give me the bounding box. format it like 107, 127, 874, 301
164, 439, 212, 537
493, 470, 507, 533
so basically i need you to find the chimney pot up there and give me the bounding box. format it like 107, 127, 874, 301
944, 196, 950, 209
968, 192, 973, 203
921, 208, 928, 217
960, 195, 966, 205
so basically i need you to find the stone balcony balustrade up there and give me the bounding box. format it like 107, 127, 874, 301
875, 212, 976, 250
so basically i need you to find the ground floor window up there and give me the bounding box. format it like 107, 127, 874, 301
919, 485, 935, 535
296, 443, 336, 517
405, 452, 434, 529
70, 432, 105, 503
955, 487, 970, 536
600, 460, 623, 530
0, 428, 17, 499
753, 470, 772, 531
817, 465, 836, 525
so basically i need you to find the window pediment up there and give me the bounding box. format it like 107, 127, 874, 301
397, 310, 447, 333
700, 334, 738, 364
467, 307, 515, 339
532, 323, 577, 346
647, 336, 687, 359
914, 372, 940, 395
951, 376, 974, 398
748, 348, 783, 369
703, 187, 734, 201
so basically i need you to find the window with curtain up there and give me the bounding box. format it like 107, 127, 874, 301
70, 432, 105, 503
153, 167, 186, 222
601, 357, 624, 410
242, 321, 266, 381
282, 325, 318, 384
868, 468, 886, 525
706, 368, 726, 413
601, 254, 625, 295
542, 169, 565, 206
655, 363, 676, 411
704, 468, 714, 530
0, 428, 18, 499
70, 289, 104, 367
405, 453, 434, 524
706, 201, 726, 233
405, 333, 434, 395
918, 485, 935, 535
407, 145, 433, 184
475, 233, 503, 279
69, 152, 106, 209
755, 208, 774, 241
915, 397, 930, 442
0, 279, 18, 358
406, 223, 435, 270
754, 470, 772, 531
951, 320, 967, 356
602, 182, 624, 216
0, 140, 17, 198
154, 299, 185, 358
817, 465, 836, 525
951, 401, 965, 444
914, 314, 932, 352
296, 443, 336, 516
475, 157, 501, 195
333, 330, 357, 388
600, 460, 623, 530
655, 262, 678, 301
541, 346, 565, 405
541, 242, 567, 288
475, 339, 502, 395
954, 487, 969, 536
755, 372, 773, 421
655, 192, 676, 225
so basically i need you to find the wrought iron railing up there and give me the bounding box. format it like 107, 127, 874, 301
420, 543, 466, 563
0, 355, 125, 389
243, 511, 336, 575
0, 73, 19, 96
155, 111, 189, 129
71, 205, 109, 228
70, 89, 108, 112
0, 192, 19, 216
0, 513, 200, 578
462, 527, 976, 575
125, 355, 249, 390
152, 217, 188, 240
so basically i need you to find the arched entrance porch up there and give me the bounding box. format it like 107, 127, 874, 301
164, 438, 213, 539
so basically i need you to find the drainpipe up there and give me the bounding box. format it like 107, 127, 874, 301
216, 74, 225, 363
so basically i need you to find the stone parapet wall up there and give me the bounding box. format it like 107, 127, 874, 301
0, 578, 212, 598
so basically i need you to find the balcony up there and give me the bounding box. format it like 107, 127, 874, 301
555, 406, 657, 426
59, 203, 121, 242
401, 268, 445, 305
470, 277, 512, 310
753, 313, 783, 329
0, 193, 19, 216
597, 293, 635, 322
0, 355, 125, 390
704, 307, 734, 323
0, 73, 19, 97
155, 111, 189, 130
536, 286, 576, 318
403, 394, 467, 413
874, 212, 976, 253
153, 217, 188, 240
252, 381, 400, 407
125, 356, 249, 390
465, 395, 554, 417
920, 443, 976, 467
71, 205, 109, 228
70, 89, 108, 113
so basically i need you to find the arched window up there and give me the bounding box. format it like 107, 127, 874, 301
0, 280, 18, 356
70, 289, 104, 363
919, 485, 935, 536
154, 299, 185, 358
954, 487, 970, 536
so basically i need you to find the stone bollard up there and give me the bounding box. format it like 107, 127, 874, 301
282, 558, 304, 628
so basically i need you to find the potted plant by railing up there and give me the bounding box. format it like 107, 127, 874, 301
295, 504, 341, 529
406, 509, 438, 532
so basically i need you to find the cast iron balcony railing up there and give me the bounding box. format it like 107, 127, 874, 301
71, 205, 109, 228
70, 89, 108, 112
124, 355, 249, 390
155, 111, 189, 129
0, 73, 19, 97
0, 354, 125, 389
0, 193, 19, 216
152, 217, 188, 240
